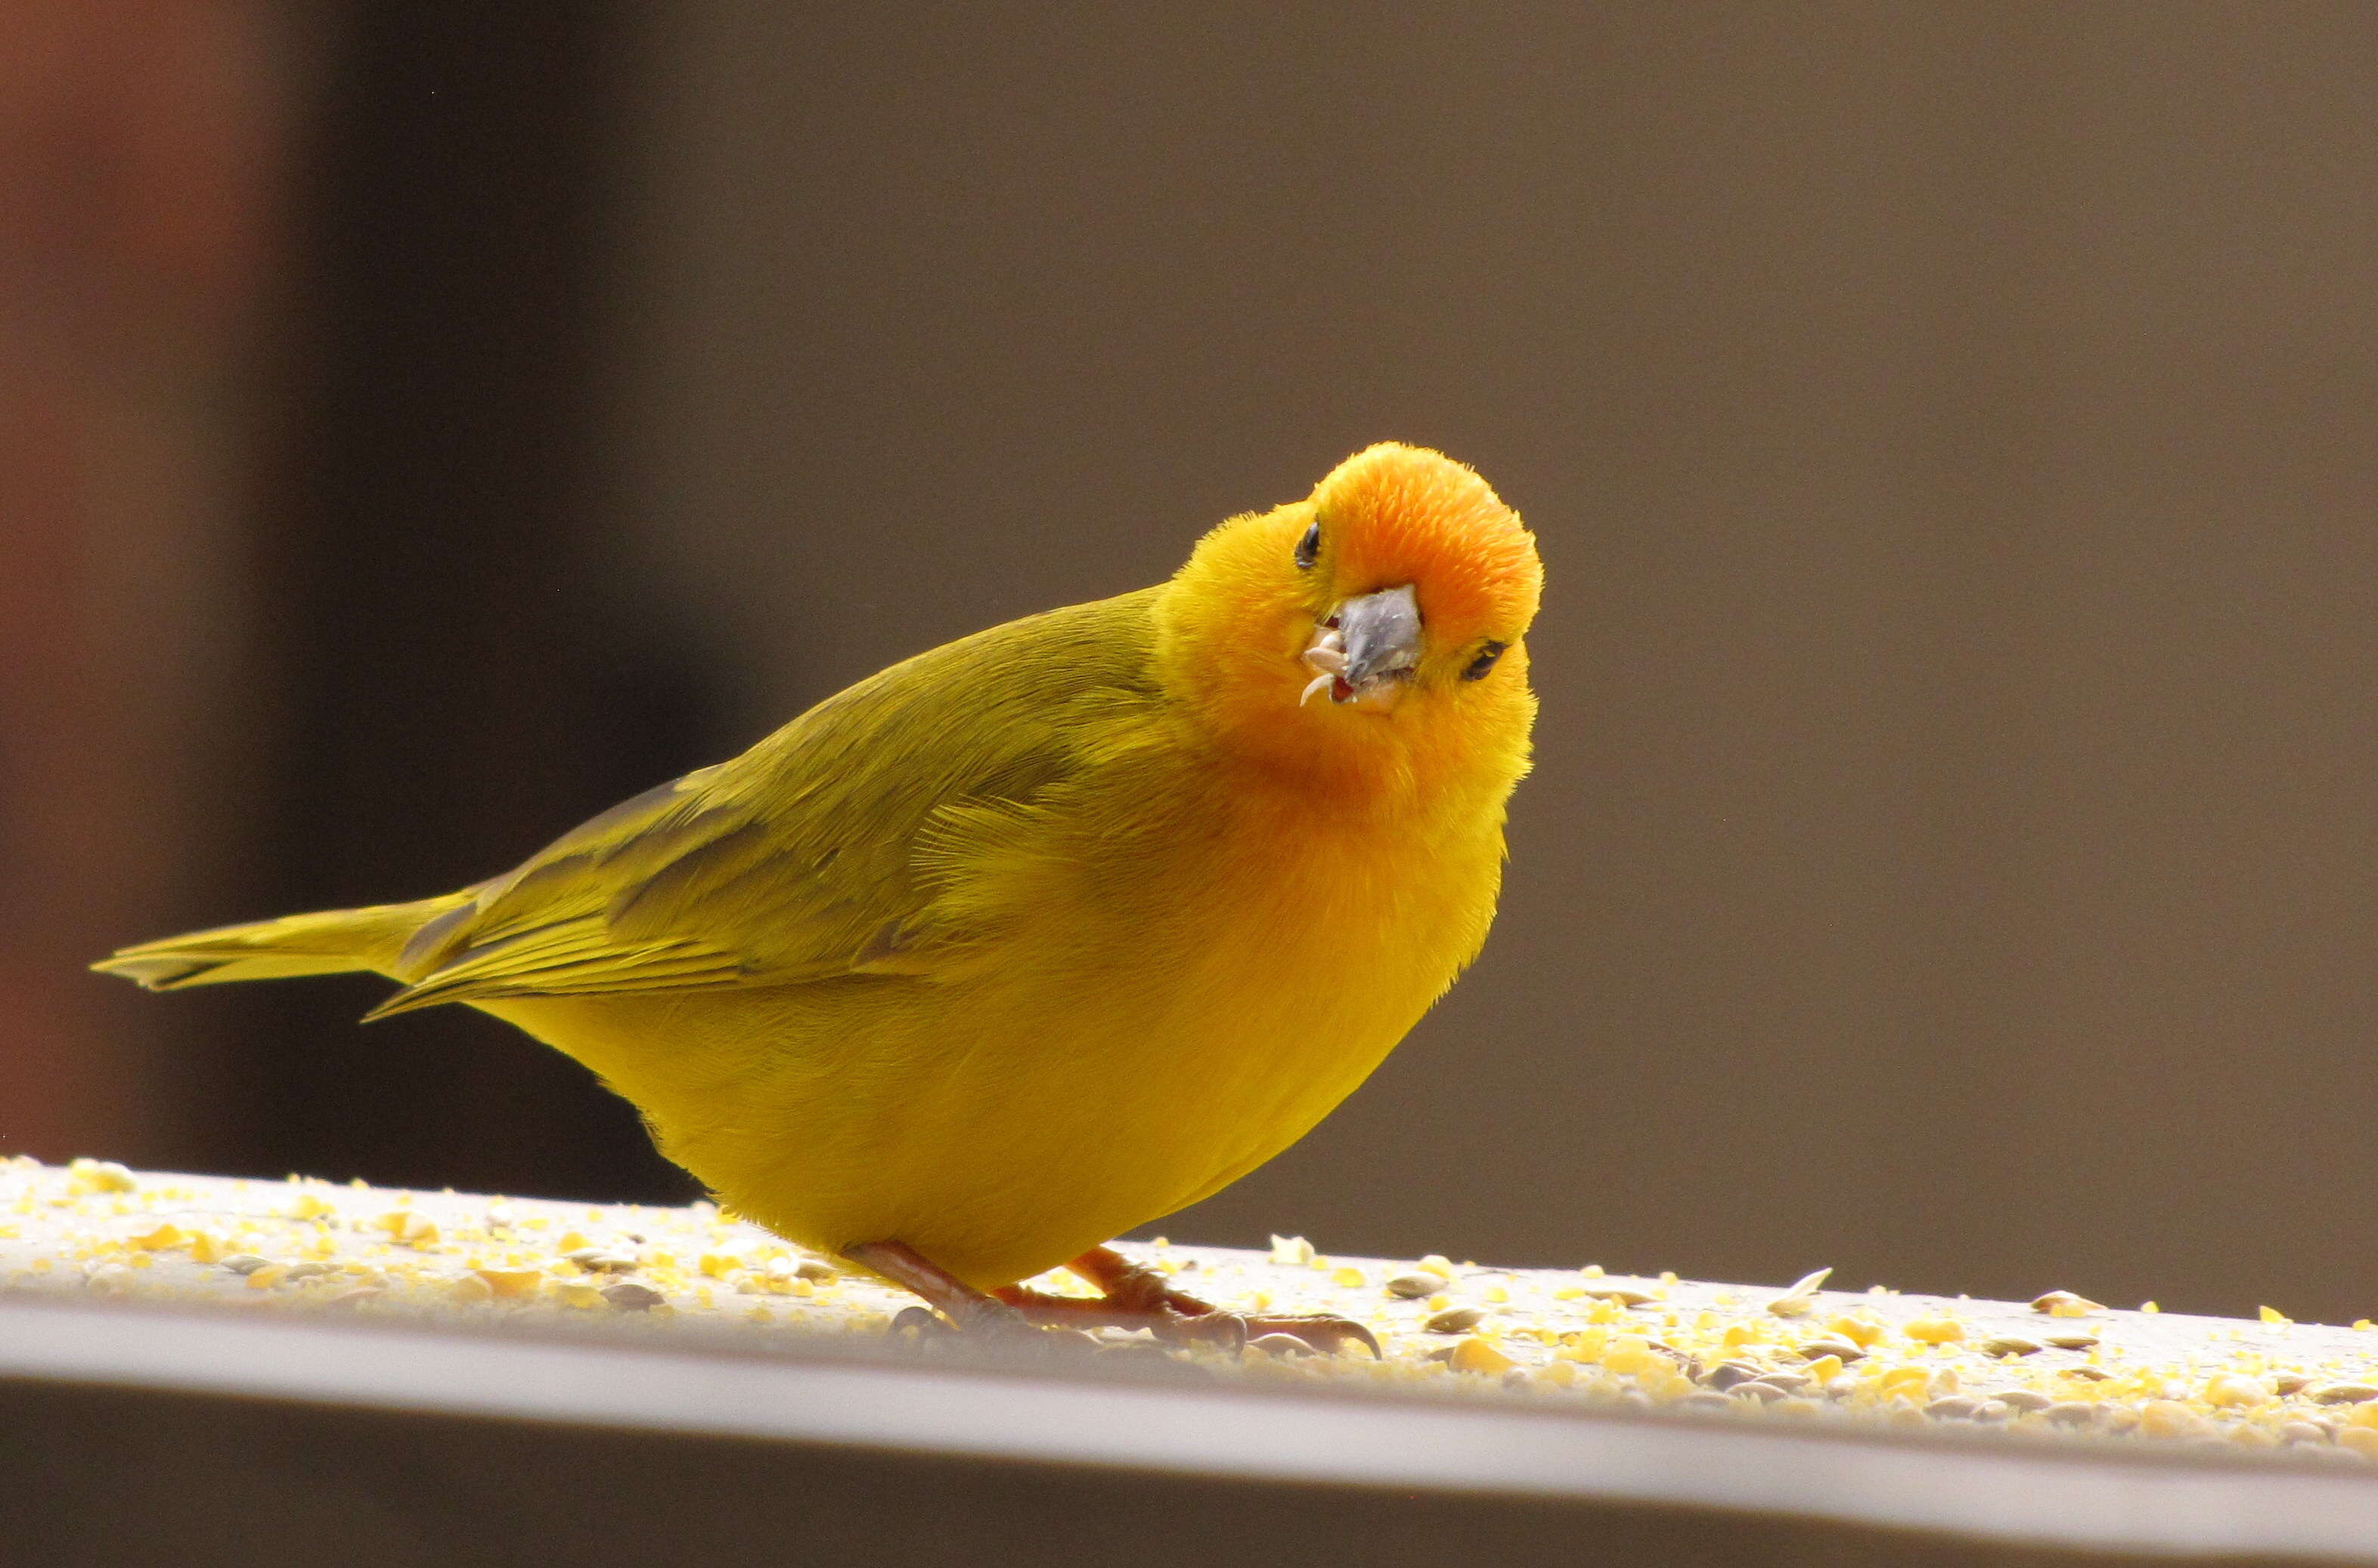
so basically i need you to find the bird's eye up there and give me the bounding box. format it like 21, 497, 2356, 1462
1462, 641, 1507, 681
1294, 520, 1320, 570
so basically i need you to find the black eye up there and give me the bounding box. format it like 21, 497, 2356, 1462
1462, 640, 1507, 681
1294, 520, 1320, 570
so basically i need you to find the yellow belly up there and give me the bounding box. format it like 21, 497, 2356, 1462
480, 810, 1499, 1291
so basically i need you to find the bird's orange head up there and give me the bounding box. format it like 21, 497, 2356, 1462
1155, 443, 1542, 798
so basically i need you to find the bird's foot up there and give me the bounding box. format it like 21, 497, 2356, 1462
845, 1240, 1092, 1353
847, 1238, 1381, 1359
1049, 1244, 1381, 1358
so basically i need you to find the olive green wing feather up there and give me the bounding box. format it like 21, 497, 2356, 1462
365, 588, 1163, 1018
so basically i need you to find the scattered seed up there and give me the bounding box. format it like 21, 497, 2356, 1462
69, 1159, 138, 1194
220, 1254, 272, 1275
1925, 1396, 1985, 1420
1387, 1271, 1448, 1299
1426, 1305, 1484, 1334
1732, 1381, 1790, 1403
567, 1248, 640, 1274
2204, 1374, 2271, 1408
1247, 1333, 1314, 1358
1766, 1267, 1833, 1319
1678, 1392, 1735, 1414
1579, 1285, 1658, 1307
2029, 1291, 2104, 1317
602, 1281, 665, 1312
1699, 1360, 1766, 1390
473, 1268, 542, 1299
1794, 1337, 1865, 1363
2042, 1333, 2099, 1351
1449, 1336, 1517, 1376
1995, 1390, 2052, 1414
2314, 1384, 2378, 1405
1267, 1235, 1316, 1267
2043, 1402, 2100, 1427
1981, 1335, 2045, 1357
2272, 1373, 2311, 1396
2062, 1365, 2113, 1382
2280, 1421, 2334, 1446
82, 1263, 133, 1295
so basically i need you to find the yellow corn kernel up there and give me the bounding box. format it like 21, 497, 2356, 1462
473, 1268, 543, 1299
556, 1231, 593, 1253
2339, 1427, 2378, 1460
2138, 1400, 2202, 1439
2259, 1306, 2293, 1328
2205, 1374, 2271, 1408
1450, 1337, 1518, 1376
448, 1273, 495, 1304
553, 1281, 604, 1310
1559, 1326, 1610, 1363
373, 1210, 439, 1247
1642, 1365, 1692, 1402
187, 1231, 225, 1265
1828, 1313, 1884, 1347
1601, 1336, 1659, 1377
1332, 1267, 1366, 1288
67, 1159, 137, 1195
1803, 1354, 1843, 1384
246, 1263, 290, 1290
1904, 1316, 1964, 1344
130, 1223, 186, 1252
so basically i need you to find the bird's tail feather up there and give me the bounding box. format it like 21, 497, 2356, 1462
93, 897, 468, 991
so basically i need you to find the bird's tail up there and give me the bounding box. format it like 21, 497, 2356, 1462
93, 896, 469, 991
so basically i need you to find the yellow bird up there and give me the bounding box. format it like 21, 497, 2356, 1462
98, 442, 1542, 1349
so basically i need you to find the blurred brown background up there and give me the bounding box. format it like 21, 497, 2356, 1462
7, 2, 2376, 1324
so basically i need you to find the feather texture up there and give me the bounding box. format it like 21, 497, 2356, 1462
98, 445, 1541, 1290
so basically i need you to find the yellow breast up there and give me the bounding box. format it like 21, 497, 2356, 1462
485, 747, 1506, 1290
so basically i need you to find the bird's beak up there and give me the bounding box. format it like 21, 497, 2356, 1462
1301, 583, 1422, 708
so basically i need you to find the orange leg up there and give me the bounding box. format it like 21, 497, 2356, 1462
1056, 1244, 1379, 1357
845, 1238, 1378, 1357
840, 1239, 1031, 1337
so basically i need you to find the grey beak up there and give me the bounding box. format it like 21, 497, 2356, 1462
1337, 583, 1423, 693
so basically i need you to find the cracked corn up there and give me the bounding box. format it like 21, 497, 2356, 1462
8, 1155, 2378, 1460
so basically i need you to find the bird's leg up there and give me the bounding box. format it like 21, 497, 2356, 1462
841, 1239, 1034, 1338
1049, 1244, 1381, 1357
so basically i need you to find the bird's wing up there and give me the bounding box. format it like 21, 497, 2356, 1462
366, 588, 1165, 1018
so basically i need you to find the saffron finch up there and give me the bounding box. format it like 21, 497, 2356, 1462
99, 442, 1542, 1347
